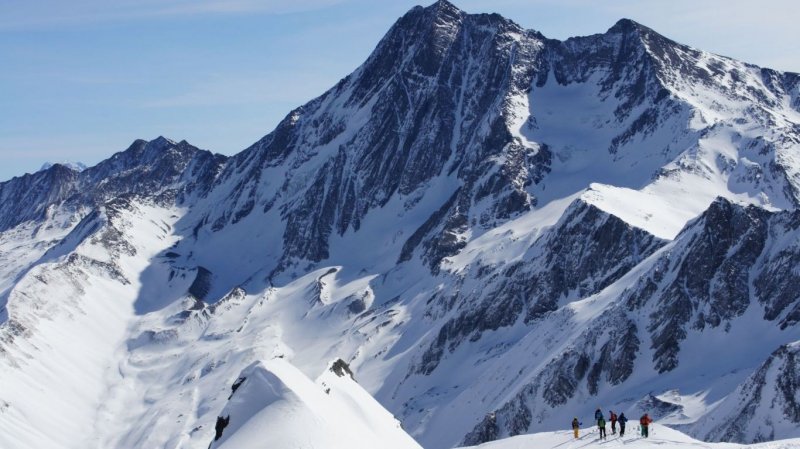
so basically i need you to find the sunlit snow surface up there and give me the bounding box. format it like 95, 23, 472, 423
459, 425, 800, 449
210, 358, 421, 449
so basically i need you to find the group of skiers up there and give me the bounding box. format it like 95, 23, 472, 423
571, 409, 653, 440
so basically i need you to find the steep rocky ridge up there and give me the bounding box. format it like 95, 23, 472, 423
0, 137, 225, 233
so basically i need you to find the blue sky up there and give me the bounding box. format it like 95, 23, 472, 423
1, 0, 798, 181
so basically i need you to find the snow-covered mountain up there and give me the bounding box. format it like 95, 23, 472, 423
1, 1, 799, 448
38, 161, 89, 173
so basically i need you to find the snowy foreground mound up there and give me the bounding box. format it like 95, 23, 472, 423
461, 426, 800, 449
210, 358, 421, 449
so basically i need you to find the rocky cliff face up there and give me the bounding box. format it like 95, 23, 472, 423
691, 342, 800, 443
414, 200, 666, 376
200, 1, 553, 273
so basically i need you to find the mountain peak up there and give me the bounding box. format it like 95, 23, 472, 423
428, 0, 460, 13
604, 17, 675, 50
117, 136, 178, 158
149, 135, 178, 149
419, 0, 464, 31
39, 161, 87, 173
608, 18, 644, 34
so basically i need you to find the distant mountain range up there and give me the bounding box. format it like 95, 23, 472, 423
39, 161, 88, 173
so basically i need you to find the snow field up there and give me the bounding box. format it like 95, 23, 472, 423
459, 425, 800, 449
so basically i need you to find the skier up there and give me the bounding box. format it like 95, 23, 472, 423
572, 417, 581, 439
640, 413, 653, 438
618, 412, 628, 437
610, 410, 617, 434
598, 415, 607, 439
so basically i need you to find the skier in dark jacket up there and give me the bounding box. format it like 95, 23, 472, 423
598, 416, 607, 439
572, 417, 580, 439
618, 413, 628, 437
610, 411, 618, 434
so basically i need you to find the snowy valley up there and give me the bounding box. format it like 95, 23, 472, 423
1, 1, 800, 448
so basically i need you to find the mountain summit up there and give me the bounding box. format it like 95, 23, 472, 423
1, 3, 799, 449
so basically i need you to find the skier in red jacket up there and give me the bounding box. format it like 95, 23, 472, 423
609, 411, 618, 434
640, 413, 653, 438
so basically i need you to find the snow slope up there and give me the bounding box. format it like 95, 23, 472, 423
459, 425, 800, 449
0, 200, 184, 449
210, 358, 421, 449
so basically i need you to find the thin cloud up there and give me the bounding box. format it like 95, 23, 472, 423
0, 0, 350, 30
140, 72, 338, 108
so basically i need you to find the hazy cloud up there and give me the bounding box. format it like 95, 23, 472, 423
141, 72, 336, 108
0, 0, 349, 30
